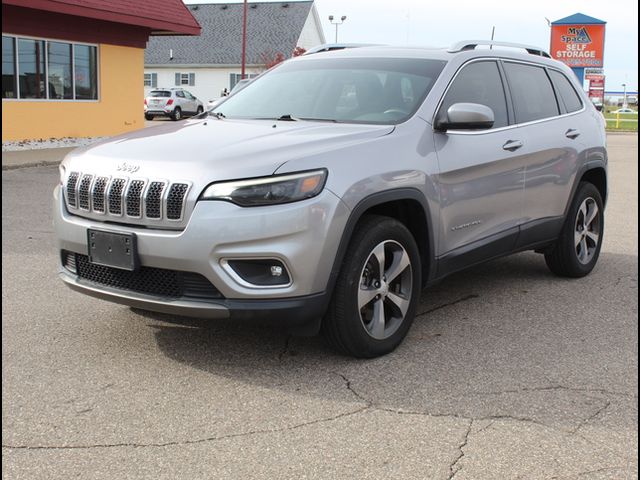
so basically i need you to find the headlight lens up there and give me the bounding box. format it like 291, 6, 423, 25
200, 169, 327, 207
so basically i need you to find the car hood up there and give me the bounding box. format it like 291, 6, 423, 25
63, 118, 394, 182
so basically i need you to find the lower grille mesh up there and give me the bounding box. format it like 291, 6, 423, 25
66, 252, 223, 300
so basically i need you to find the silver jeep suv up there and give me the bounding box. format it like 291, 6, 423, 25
55, 41, 607, 358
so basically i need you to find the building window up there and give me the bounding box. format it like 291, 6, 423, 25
174, 72, 195, 86
48, 41, 73, 99
2, 36, 16, 98
74, 44, 98, 100
229, 73, 259, 91
1, 35, 98, 101
144, 73, 157, 87
18, 38, 46, 99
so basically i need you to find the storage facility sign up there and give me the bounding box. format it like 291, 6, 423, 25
550, 24, 605, 68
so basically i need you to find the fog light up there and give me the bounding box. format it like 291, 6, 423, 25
225, 259, 291, 287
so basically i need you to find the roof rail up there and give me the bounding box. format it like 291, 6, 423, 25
304, 43, 381, 55
448, 40, 551, 58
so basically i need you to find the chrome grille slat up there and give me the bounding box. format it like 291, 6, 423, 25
145, 181, 166, 219
78, 174, 93, 210
66, 172, 80, 208
166, 183, 189, 220
108, 178, 127, 215
125, 180, 146, 218
91, 176, 109, 213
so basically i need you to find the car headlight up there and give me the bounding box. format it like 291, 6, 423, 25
200, 169, 327, 207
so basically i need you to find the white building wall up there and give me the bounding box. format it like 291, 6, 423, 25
297, 6, 325, 50
144, 66, 264, 103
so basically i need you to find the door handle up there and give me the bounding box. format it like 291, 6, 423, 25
565, 128, 581, 139
502, 140, 523, 151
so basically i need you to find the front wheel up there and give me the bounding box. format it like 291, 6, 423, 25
323, 215, 421, 358
196, 106, 204, 115
544, 181, 604, 277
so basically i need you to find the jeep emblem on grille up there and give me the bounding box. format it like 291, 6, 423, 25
116, 162, 140, 173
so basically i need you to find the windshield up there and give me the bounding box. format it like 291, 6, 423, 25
214, 57, 446, 124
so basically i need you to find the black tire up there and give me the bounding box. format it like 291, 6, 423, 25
144, 114, 153, 121
196, 106, 204, 115
322, 215, 422, 358
171, 107, 182, 121
544, 181, 604, 277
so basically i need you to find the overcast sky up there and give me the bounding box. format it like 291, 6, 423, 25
185, 0, 638, 92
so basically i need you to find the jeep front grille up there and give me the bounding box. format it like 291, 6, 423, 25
64, 172, 190, 223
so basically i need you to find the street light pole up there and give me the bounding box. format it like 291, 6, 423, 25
328, 15, 347, 43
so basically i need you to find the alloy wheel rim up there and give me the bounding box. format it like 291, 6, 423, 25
357, 240, 413, 340
574, 197, 600, 265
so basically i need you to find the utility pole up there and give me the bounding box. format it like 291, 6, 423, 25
241, 0, 248, 79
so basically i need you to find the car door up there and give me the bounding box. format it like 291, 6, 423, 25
433, 60, 527, 273
502, 62, 587, 247
174, 89, 188, 112
184, 90, 198, 113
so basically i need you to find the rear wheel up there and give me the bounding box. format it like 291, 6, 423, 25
171, 107, 182, 121
144, 114, 153, 121
544, 182, 604, 277
323, 215, 421, 358
196, 106, 204, 115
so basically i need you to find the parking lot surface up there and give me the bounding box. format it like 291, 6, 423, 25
2, 134, 637, 479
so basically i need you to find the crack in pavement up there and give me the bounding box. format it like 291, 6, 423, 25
570, 399, 612, 435
415, 294, 479, 317
470, 384, 637, 399
2, 406, 369, 452
448, 419, 473, 480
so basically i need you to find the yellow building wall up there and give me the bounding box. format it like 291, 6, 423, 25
2, 44, 143, 142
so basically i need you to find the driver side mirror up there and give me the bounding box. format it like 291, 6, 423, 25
434, 103, 495, 131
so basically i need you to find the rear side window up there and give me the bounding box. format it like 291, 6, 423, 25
149, 90, 171, 98
504, 63, 559, 123
438, 61, 508, 129
175, 90, 185, 98
548, 70, 583, 113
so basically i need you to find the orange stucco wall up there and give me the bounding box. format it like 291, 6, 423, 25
2, 44, 143, 142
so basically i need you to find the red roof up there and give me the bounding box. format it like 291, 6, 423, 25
2, 0, 201, 35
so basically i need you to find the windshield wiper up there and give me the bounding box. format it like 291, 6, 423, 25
276, 114, 299, 121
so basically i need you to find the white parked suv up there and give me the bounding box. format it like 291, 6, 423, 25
56, 41, 607, 357
144, 88, 204, 121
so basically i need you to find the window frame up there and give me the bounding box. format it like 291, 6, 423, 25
547, 68, 585, 115
1, 33, 99, 102
433, 57, 587, 135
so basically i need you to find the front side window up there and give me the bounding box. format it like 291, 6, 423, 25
215, 57, 446, 125
18, 38, 46, 99
2, 36, 16, 98
48, 41, 72, 99
2, 36, 97, 100
437, 61, 509, 129
504, 62, 559, 123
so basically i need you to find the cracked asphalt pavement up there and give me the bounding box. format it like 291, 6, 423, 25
2, 134, 637, 479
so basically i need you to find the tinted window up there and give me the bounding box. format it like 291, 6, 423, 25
175, 90, 185, 98
215, 58, 446, 125
549, 70, 583, 113
2, 36, 16, 98
74, 45, 97, 99
48, 41, 73, 99
504, 63, 559, 123
149, 90, 171, 98
18, 38, 46, 98
438, 61, 508, 128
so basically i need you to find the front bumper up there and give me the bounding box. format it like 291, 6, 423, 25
54, 186, 349, 323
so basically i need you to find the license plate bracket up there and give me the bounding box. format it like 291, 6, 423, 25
87, 229, 138, 271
